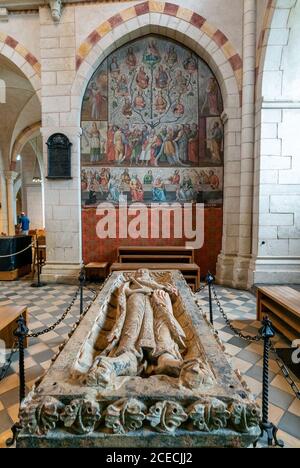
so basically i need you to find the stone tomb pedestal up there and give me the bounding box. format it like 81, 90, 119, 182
17, 271, 261, 448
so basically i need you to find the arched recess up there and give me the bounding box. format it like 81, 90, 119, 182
0, 34, 41, 97
73, 1, 242, 114
10, 123, 45, 229
11, 121, 42, 167
68, 3, 243, 280
251, 0, 300, 286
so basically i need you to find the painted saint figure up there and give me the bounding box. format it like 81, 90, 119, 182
208, 121, 223, 163
155, 65, 168, 89
126, 47, 137, 69
86, 122, 101, 163
152, 177, 167, 202
130, 175, 144, 202
136, 66, 149, 89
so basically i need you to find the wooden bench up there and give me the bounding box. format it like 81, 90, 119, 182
0, 305, 28, 348
110, 263, 200, 291
85, 262, 109, 281
257, 286, 300, 342
118, 246, 195, 264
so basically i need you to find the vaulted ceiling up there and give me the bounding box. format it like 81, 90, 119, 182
0, 55, 40, 168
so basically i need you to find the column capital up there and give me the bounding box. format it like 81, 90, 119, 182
4, 171, 18, 182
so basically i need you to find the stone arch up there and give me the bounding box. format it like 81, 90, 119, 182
0, 34, 41, 96
10, 122, 42, 168
72, 1, 242, 118
251, 0, 300, 285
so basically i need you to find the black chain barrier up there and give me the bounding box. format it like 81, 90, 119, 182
210, 281, 300, 401
270, 342, 300, 401
211, 283, 262, 342
26, 287, 80, 338
5, 275, 98, 447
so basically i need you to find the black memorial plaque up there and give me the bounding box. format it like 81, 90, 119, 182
46, 133, 72, 179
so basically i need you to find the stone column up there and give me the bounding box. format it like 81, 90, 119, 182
233, 0, 256, 288
5, 171, 18, 236
40, 127, 83, 284
38, 5, 83, 283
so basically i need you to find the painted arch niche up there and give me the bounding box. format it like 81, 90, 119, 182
81, 35, 224, 207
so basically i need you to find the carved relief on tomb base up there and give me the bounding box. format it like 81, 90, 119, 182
17, 272, 261, 447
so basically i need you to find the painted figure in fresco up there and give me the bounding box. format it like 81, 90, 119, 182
184, 53, 197, 74
140, 130, 156, 166
144, 170, 154, 185
123, 124, 133, 162
134, 91, 146, 110
107, 125, 116, 163
156, 128, 177, 165
117, 75, 129, 96
130, 175, 144, 202
198, 170, 210, 185
176, 70, 189, 95
144, 40, 161, 65
121, 168, 131, 186
99, 168, 110, 188
169, 169, 181, 186
107, 175, 121, 203
208, 121, 223, 163
122, 97, 133, 117
165, 45, 178, 67
173, 99, 185, 117
86, 122, 102, 163
126, 47, 137, 69
110, 57, 120, 77
155, 90, 168, 114
114, 127, 125, 163
136, 66, 149, 89
130, 128, 143, 165
187, 123, 199, 164
90, 81, 106, 120
155, 65, 169, 89
202, 77, 220, 115
177, 175, 195, 202
175, 125, 189, 164
152, 177, 167, 202
208, 170, 220, 190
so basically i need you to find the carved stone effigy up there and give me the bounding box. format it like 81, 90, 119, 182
17, 271, 261, 448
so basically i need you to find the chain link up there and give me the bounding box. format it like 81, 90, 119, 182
270, 342, 300, 400
195, 282, 208, 294
0, 340, 19, 382
26, 287, 80, 338
211, 284, 263, 342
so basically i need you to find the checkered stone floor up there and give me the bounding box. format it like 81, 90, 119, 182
0, 281, 299, 448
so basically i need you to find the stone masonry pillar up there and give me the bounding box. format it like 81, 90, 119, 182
233, 0, 256, 288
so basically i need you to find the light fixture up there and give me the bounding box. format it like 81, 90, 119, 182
16, 154, 21, 161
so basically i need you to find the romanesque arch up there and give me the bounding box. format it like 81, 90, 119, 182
72, 1, 242, 116
0, 34, 41, 96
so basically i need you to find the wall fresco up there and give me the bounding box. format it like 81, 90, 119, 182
81, 35, 224, 206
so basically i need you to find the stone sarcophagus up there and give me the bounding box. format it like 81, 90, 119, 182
18, 270, 261, 448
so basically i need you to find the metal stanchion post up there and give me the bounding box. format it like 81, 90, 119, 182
79, 267, 86, 316
31, 237, 46, 288
6, 316, 29, 447
206, 272, 215, 325
255, 316, 284, 448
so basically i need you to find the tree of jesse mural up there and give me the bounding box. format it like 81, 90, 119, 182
81, 35, 224, 206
